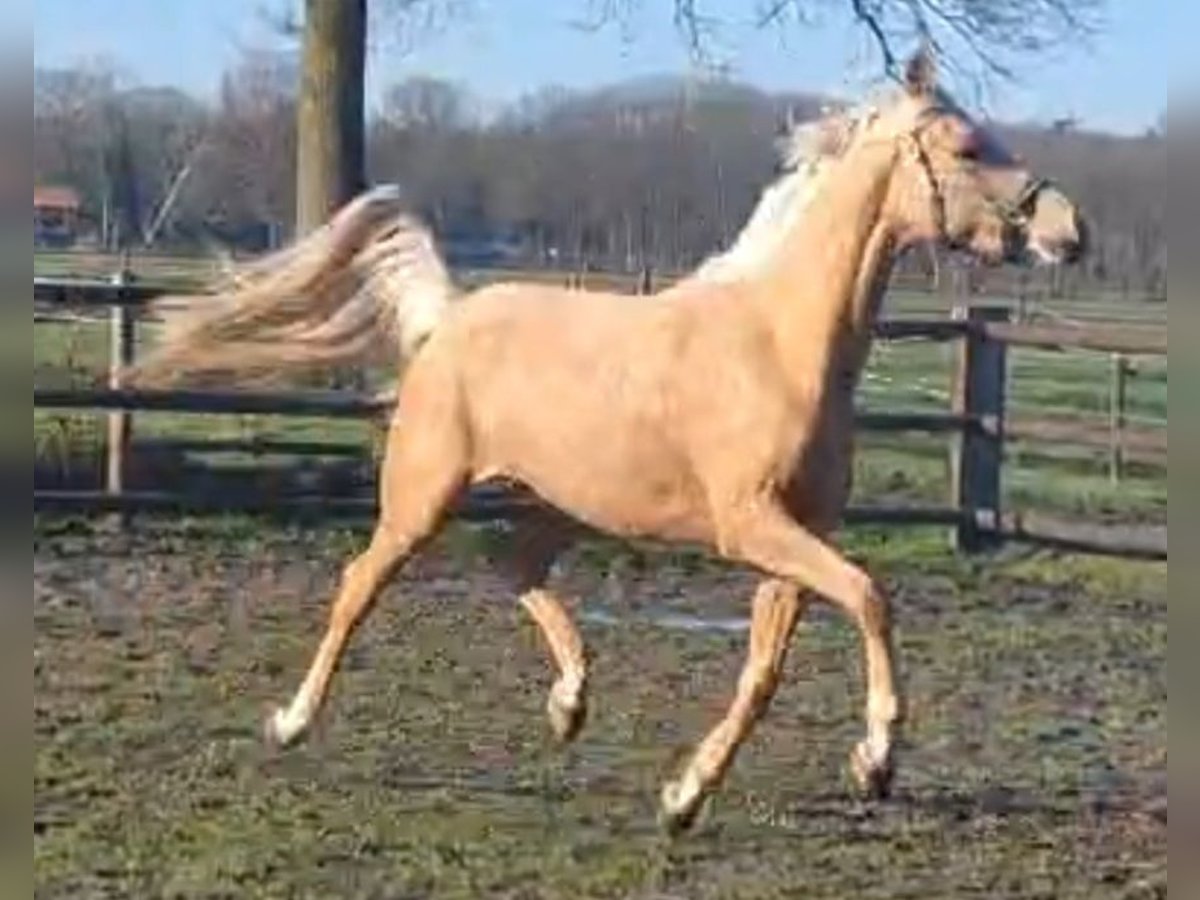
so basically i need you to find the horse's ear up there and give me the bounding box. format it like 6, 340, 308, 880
903, 45, 937, 96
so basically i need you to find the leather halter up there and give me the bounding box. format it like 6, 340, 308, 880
905, 111, 1051, 244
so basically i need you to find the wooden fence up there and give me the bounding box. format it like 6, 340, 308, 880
33, 274, 1167, 560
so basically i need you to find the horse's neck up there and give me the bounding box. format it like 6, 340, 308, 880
755, 141, 900, 394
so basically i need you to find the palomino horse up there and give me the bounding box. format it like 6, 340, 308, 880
131, 51, 1086, 832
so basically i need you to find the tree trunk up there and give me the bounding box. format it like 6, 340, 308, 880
295, 0, 367, 235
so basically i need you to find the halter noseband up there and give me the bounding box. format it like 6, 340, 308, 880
904, 113, 1052, 244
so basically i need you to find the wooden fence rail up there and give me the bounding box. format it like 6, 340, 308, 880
33, 276, 1167, 561
34, 275, 165, 307
34, 387, 394, 418
1005, 416, 1167, 462
980, 320, 1168, 356
34, 387, 978, 435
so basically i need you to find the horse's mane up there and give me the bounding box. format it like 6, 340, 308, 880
688, 99, 881, 285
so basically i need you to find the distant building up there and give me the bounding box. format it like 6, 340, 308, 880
34, 186, 82, 247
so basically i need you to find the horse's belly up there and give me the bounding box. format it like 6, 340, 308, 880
478, 412, 711, 543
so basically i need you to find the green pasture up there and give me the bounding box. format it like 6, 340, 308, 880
33, 249, 1167, 527
33, 304, 1166, 527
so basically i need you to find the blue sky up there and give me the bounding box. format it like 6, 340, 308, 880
33, 0, 1184, 135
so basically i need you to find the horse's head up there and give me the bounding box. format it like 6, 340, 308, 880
875, 49, 1087, 267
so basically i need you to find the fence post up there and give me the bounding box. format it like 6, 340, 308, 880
638, 266, 653, 295
1109, 353, 1129, 485
105, 269, 136, 522
950, 305, 1009, 552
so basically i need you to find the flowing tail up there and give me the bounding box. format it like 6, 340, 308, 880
126, 185, 458, 387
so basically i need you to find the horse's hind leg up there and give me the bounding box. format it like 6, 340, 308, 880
498, 513, 589, 742
265, 401, 468, 748
522, 588, 588, 742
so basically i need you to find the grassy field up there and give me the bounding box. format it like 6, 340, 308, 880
33, 519, 1166, 898
33, 307, 1168, 524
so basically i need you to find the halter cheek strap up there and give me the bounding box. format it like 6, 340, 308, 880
994, 175, 1052, 225
902, 117, 1052, 244
902, 125, 949, 241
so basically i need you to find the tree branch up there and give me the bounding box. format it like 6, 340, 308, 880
674, 0, 1103, 94
849, 0, 900, 79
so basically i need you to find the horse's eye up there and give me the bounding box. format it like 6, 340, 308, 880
959, 145, 981, 162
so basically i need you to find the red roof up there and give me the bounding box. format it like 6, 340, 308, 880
34, 185, 82, 210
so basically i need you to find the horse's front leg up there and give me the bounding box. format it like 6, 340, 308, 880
660, 578, 808, 832
265, 396, 469, 749
724, 501, 904, 800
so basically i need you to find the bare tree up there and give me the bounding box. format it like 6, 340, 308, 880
295, 0, 1103, 238
115, 86, 209, 245
191, 49, 298, 242
34, 64, 119, 210
35, 60, 1163, 297
291, 0, 461, 234
575, 0, 1102, 89
295, 0, 367, 235
381, 76, 471, 131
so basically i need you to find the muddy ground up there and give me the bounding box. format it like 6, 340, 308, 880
34, 522, 1166, 899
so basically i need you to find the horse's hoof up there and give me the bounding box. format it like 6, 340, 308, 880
849, 740, 894, 800
658, 778, 707, 837
547, 693, 587, 744
262, 706, 297, 752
